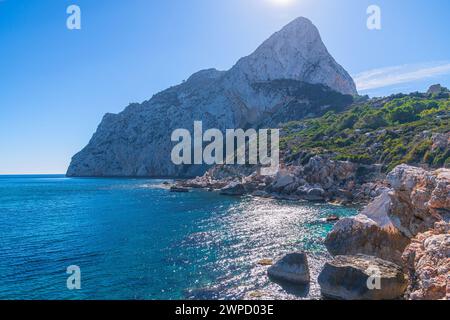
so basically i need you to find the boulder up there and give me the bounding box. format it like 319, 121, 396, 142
271, 170, 296, 191
318, 255, 408, 300
268, 253, 310, 285
220, 182, 246, 196
402, 221, 450, 300
305, 187, 326, 201
325, 192, 410, 265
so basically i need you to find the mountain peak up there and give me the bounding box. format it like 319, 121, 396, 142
279, 16, 317, 33
230, 17, 357, 95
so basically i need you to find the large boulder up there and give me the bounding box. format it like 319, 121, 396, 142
402, 221, 450, 300
318, 255, 408, 300
325, 192, 410, 265
268, 252, 310, 285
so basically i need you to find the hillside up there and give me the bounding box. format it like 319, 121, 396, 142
280, 85, 450, 171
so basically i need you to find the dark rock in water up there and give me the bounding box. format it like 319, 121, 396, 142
326, 215, 340, 222
220, 182, 246, 196
268, 252, 310, 285
318, 255, 408, 300
170, 186, 190, 193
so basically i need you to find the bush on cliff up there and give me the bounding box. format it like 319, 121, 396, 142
281, 91, 449, 171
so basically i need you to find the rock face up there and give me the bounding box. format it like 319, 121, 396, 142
402, 221, 450, 300
325, 192, 410, 265
318, 255, 408, 300
230, 17, 357, 95
268, 252, 310, 285
326, 165, 450, 265
67, 17, 356, 178
386, 165, 449, 238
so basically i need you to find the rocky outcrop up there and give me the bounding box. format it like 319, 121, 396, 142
326, 165, 449, 264
402, 221, 449, 300
318, 255, 408, 300
387, 165, 449, 237
324, 164, 449, 300
180, 156, 382, 204
67, 17, 356, 178
427, 84, 449, 96
268, 253, 310, 285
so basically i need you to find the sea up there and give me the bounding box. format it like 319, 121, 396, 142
0, 175, 358, 300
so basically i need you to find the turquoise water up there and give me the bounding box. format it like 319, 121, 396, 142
0, 175, 357, 300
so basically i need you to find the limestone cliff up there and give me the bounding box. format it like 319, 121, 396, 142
67, 17, 356, 178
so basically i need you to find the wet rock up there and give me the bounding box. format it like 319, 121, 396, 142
252, 190, 270, 198
268, 252, 310, 285
318, 255, 408, 300
326, 215, 340, 222
170, 186, 190, 193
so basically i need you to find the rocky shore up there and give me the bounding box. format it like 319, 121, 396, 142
177, 155, 387, 205
175, 163, 449, 300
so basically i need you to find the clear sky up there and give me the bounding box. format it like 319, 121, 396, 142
1, 0, 450, 174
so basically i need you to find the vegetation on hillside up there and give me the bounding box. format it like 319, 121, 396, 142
280, 89, 450, 171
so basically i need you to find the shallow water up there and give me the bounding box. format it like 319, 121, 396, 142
0, 175, 357, 300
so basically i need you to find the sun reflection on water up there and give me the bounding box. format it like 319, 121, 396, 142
182, 196, 357, 300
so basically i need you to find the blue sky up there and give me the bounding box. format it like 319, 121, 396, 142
1, 0, 450, 174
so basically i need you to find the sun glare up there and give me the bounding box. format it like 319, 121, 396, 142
269, 0, 295, 6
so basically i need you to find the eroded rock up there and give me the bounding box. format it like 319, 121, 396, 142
402, 221, 450, 300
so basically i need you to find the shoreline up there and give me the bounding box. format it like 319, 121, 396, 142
173, 162, 449, 300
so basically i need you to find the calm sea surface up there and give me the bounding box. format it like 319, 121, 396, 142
0, 175, 358, 300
